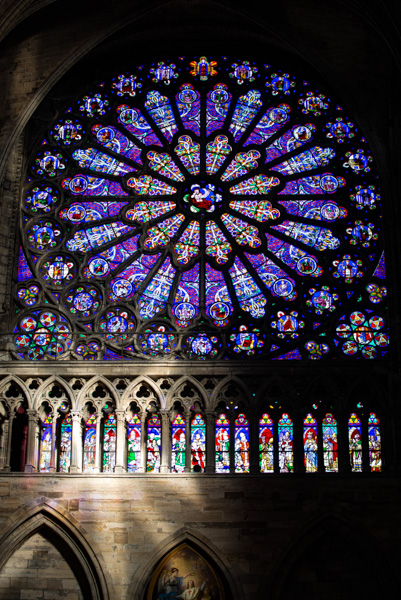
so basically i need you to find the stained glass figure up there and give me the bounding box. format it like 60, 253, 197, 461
171, 414, 186, 473
17, 56, 387, 362
147, 414, 161, 472
191, 414, 206, 472
348, 413, 363, 472
368, 413, 382, 472
278, 414, 293, 473
303, 414, 318, 473
259, 414, 274, 473
322, 413, 338, 473
215, 414, 230, 473
40, 414, 52, 472
234, 414, 249, 473
84, 414, 96, 472
127, 414, 141, 472
59, 413, 72, 473
103, 413, 116, 473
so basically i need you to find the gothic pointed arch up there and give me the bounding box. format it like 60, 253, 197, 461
131, 529, 242, 600
0, 502, 111, 600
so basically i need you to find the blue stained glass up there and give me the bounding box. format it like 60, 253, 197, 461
278, 173, 346, 195
368, 413, 381, 472
259, 414, 274, 473
84, 235, 140, 279
373, 252, 386, 279
229, 90, 263, 142
191, 414, 205, 472
176, 83, 201, 136
117, 104, 162, 146
278, 414, 294, 472
277, 199, 345, 222
244, 104, 290, 146
322, 414, 338, 473
18, 247, 34, 281
127, 415, 141, 473
147, 415, 161, 472
40, 416, 53, 472
84, 415, 96, 472
62, 174, 128, 197
172, 263, 199, 327
59, 414, 72, 473
108, 253, 161, 301
215, 414, 230, 473
145, 90, 179, 142
139, 258, 176, 319
205, 263, 233, 327
235, 414, 249, 473
91, 124, 143, 165
273, 348, 302, 360
245, 253, 296, 300
266, 233, 322, 277
348, 413, 363, 472
271, 146, 335, 175
271, 221, 340, 251
72, 148, 131, 176
103, 413, 116, 473
303, 414, 318, 473
66, 221, 135, 253
265, 123, 316, 162
59, 201, 128, 224
171, 414, 186, 473
206, 84, 232, 136
229, 257, 267, 317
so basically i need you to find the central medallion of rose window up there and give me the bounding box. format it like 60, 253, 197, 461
183, 183, 222, 213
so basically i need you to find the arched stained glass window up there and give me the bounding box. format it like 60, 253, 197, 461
127, 414, 141, 472
215, 413, 230, 473
103, 413, 116, 472
259, 413, 274, 473
147, 414, 161, 472
59, 413, 72, 473
278, 413, 293, 473
171, 414, 186, 473
191, 414, 205, 472
234, 414, 249, 472
303, 413, 318, 472
83, 414, 96, 472
368, 413, 381, 472
322, 413, 338, 473
14, 56, 388, 361
348, 413, 363, 472
39, 414, 52, 472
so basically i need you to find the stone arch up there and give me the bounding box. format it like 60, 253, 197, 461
301, 375, 342, 413
210, 375, 251, 411
76, 375, 118, 412
120, 375, 163, 411
32, 374, 74, 411
0, 375, 30, 408
166, 376, 209, 411
266, 511, 398, 600
130, 528, 242, 600
256, 375, 298, 413
0, 501, 111, 600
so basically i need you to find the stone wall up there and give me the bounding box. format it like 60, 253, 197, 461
0, 474, 398, 600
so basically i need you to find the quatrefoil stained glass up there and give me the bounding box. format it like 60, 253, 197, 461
15, 56, 388, 360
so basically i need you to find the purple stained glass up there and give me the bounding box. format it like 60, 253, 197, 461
17, 56, 386, 362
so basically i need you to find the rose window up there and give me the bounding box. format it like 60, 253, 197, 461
15, 56, 388, 360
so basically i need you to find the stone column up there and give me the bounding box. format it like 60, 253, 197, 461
2, 414, 13, 472
205, 410, 215, 473
49, 410, 58, 472
70, 411, 82, 473
138, 412, 147, 473
229, 412, 235, 473
184, 411, 192, 473
115, 410, 126, 473
160, 410, 170, 473
24, 409, 38, 472
249, 410, 259, 474
93, 412, 102, 473
339, 412, 351, 473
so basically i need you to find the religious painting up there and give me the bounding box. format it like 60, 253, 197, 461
147, 544, 224, 600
